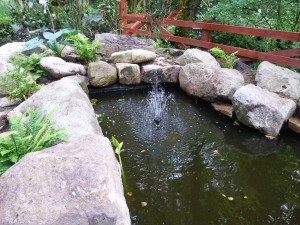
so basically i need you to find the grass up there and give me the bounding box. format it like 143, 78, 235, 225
0, 0, 14, 17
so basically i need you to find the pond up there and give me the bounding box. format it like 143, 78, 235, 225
91, 86, 300, 225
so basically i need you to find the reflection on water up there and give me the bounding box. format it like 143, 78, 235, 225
92, 88, 300, 225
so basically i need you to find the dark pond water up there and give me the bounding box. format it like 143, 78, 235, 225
92, 86, 300, 225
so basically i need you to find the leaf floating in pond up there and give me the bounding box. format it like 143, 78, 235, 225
233, 121, 239, 126
213, 149, 219, 153
141, 202, 147, 207
127, 192, 133, 197
244, 195, 248, 199
221, 193, 226, 198
265, 135, 276, 140
228, 197, 234, 201
117, 98, 125, 102
141, 150, 146, 153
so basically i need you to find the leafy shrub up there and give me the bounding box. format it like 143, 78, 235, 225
0, 68, 42, 101
0, 107, 66, 175
9, 51, 51, 78
0, 17, 14, 44
67, 33, 100, 63
98, 0, 120, 33
209, 47, 239, 69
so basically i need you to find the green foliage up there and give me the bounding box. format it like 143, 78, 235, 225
0, 17, 14, 44
152, 38, 174, 49
0, 107, 66, 175
98, 0, 120, 33
111, 136, 124, 172
209, 47, 239, 69
9, 51, 50, 77
67, 33, 100, 63
0, 0, 13, 17
0, 68, 42, 101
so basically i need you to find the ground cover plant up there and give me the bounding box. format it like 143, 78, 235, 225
209, 47, 239, 69
0, 107, 66, 175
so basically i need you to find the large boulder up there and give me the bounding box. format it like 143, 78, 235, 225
8, 79, 102, 141
111, 49, 156, 64
0, 42, 24, 76
61, 75, 89, 95
40, 57, 86, 79
95, 33, 154, 57
0, 134, 131, 225
179, 63, 244, 101
141, 57, 181, 84
233, 84, 296, 136
88, 61, 117, 87
116, 63, 141, 85
255, 61, 300, 100
175, 48, 220, 67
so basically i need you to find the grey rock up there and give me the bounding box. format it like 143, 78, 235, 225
0, 134, 131, 225
0, 109, 11, 130
22, 44, 48, 55
40, 57, 86, 79
141, 57, 181, 84
61, 45, 77, 57
9, 79, 102, 141
179, 63, 243, 102
88, 61, 117, 87
0, 97, 21, 108
116, 63, 141, 85
111, 49, 156, 64
233, 84, 296, 136
155, 48, 185, 59
234, 60, 256, 84
256, 61, 300, 100
175, 48, 220, 67
95, 33, 154, 57
61, 75, 89, 95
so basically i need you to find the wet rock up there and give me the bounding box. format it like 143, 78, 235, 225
179, 63, 243, 102
288, 117, 300, 134
111, 49, 156, 64
116, 63, 141, 85
88, 61, 117, 87
141, 57, 181, 84
0, 134, 131, 225
40, 57, 86, 79
9, 79, 102, 141
212, 103, 233, 118
0, 97, 21, 108
95, 33, 154, 57
233, 84, 296, 136
175, 48, 220, 67
256, 61, 300, 100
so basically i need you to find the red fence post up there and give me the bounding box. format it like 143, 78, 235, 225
119, 0, 128, 33
201, 20, 212, 42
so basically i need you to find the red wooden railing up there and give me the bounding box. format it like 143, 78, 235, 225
118, 0, 300, 69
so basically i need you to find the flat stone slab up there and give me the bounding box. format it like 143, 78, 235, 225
288, 117, 300, 134
212, 103, 233, 118
111, 49, 156, 64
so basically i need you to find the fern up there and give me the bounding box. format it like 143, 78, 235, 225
0, 107, 66, 175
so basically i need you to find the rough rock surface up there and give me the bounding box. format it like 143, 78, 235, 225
175, 48, 220, 67
141, 57, 181, 84
233, 84, 296, 136
234, 60, 256, 84
9, 79, 102, 141
155, 48, 185, 60
116, 63, 141, 85
0, 97, 21, 108
88, 61, 117, 87
256, 61, 300, 100
40, 57, 86, 79
0, 134, 131, 225
61, 75, 89, 95
111, 49, 156, 64
212, 103, 233, 118
179, 63, 243, 101
95, 33, 155, 56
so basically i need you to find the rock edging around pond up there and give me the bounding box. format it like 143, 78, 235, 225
0, 77, 131, 225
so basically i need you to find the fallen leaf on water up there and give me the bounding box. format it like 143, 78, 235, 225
141, 202, 147, 207
141, 150, 146, 153
244, 195, 248, 199
233, 121, 239, 126
221, 194, 226, 198
213, 149, 219, 153
265, 135, 276, 140
127, 192, 133, 197
228, 197, 234, 201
